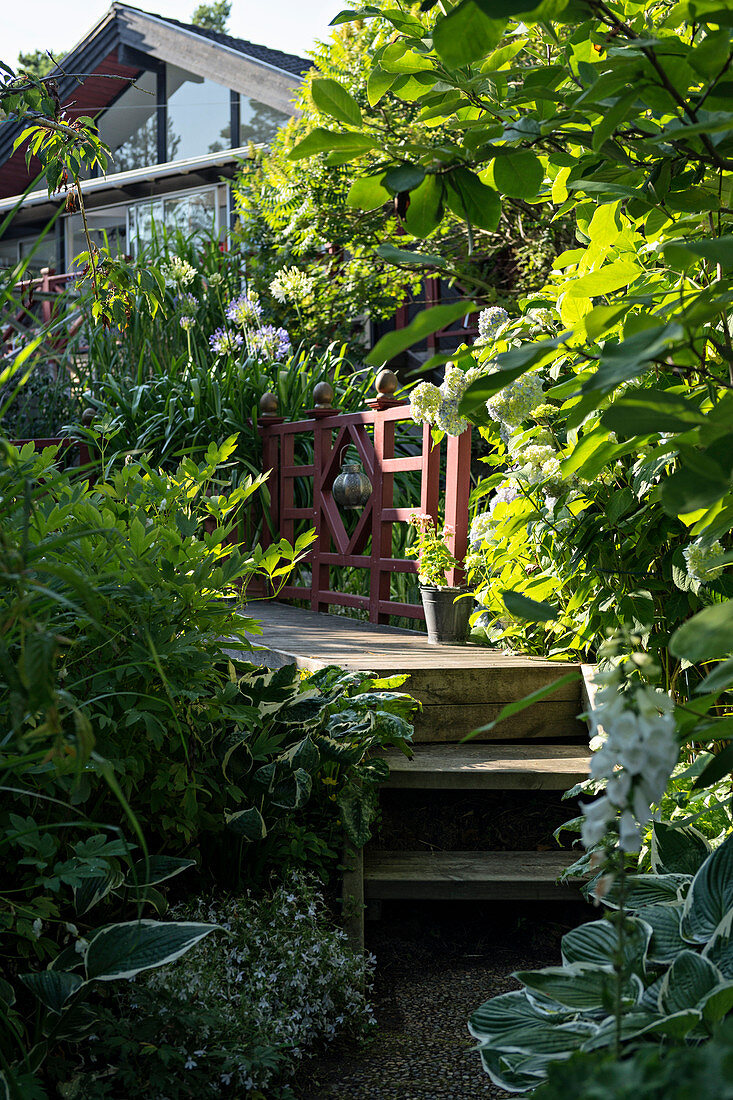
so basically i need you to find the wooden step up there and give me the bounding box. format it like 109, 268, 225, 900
237, 601, 586, 742
382, 743, 591, 790
364, 850, 581, 902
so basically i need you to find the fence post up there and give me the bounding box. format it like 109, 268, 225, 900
445, 428, 472, 587
258, 393, 284, 552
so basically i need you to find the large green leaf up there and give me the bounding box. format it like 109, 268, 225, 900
602, 873, 691, 910
346, 174, 391, 210
84, 920, 220, 981
404, 174, 444, 238
670, 600, 733, 662
582, 324, 683, 395
20, 970, 83, 1013
289, 128, 376, 160
74, 868, 124, 916
693, 743, 733, 789
565, 260, 642, 298
310, 78, 363, 127
503, 590, 557, 621
493, 149, 544, 199
682, 834, 733, 944
661, 460, 730, 515
445, 167, 501, 231
366, 301, 477, 365
601, 389, 706, 436
663, 235, 733, 271
375, 243, 447, 268
432, 2, 506, 68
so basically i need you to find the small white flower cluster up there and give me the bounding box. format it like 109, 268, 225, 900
486, 371, 544, 428
581, 661, 678, 853
270, 266, 315, 305
144, 874, 375, 1094
477, 306, 510, 343
410, 362, 483, 436
162, 255, 197, 288
469, 481, 521, 547
684, 537, 727, 583
507, 432, 562, 491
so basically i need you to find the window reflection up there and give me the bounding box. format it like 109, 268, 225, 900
166, 67, 231, 161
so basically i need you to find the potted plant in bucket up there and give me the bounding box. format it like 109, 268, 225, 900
407, 513, 472, 645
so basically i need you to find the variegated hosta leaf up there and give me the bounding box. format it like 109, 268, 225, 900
636, 903, 687, 965
581, 1008, 702, 1051
561, 918, 651, 976
84, 920, 220, 982
515, 963, 643, 1012
703, 911, 733, 978
682, 833, 733, 944
20, 970, 83, 1014
602, 873, 692, 910
660, 949, 723, 1015
469, 990, 597, 1056
651, 821, 711, 877
478, 1047, 562, 1093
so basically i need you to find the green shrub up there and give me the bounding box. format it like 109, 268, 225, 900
57, 876, 375, 1099
534, 1021, 733, 1100
469, 830, 733, 1093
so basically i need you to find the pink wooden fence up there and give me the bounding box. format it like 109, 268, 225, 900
259, 400, 471, 624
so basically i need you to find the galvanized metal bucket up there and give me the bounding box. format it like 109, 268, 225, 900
420, 585, 472, 645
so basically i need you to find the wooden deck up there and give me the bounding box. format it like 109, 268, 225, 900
239, 601, 585, 743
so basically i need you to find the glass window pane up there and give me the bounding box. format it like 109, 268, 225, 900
97, 71, 158, 172
163, 190, 217, 236
166, 67, 231, 160
239, 95, 290, 146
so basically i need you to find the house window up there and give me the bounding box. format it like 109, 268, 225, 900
65, 203, 129, 267
97, 71, 159, 173
166, 67, 232, 160
238, 95, 290, 146
128, 186, 219, 252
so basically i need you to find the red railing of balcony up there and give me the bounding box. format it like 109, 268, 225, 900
259, 396, 471, 624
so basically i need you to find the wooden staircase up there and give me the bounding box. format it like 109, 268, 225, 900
240, 602, 591, 946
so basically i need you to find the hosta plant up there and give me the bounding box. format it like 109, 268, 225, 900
469, 828, 733, 1093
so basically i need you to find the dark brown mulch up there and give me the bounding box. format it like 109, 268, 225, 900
297, 899, 591, 1100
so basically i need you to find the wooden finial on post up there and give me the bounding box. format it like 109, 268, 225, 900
309, 380, 339, 419
369, 368, 405, 410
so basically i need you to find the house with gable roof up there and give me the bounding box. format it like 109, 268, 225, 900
0, 3, 309, 272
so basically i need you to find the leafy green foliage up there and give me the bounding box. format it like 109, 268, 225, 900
469, 833, 733, 1092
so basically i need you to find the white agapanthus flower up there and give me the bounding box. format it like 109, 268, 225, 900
477, 306, 510, 343
683, 538, 727, 583
162, 255, 196, 287
581, 661, 678, 852
269, 266, 314, 305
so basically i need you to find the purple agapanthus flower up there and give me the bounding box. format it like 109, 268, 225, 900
226, 293, 262, 328
248, 325, 292, 362
209, 327, 244, 355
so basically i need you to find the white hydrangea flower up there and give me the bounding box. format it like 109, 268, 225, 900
470, 512, 494, 546
486, 372, 544, 427
477, 306, 510, 343
683, 538, 727, 583
410, 381, 442, 425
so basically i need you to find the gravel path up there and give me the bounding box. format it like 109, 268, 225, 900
298, 899, 589, 1100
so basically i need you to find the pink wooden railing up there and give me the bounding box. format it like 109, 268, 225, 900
1, 268, 80, 357
259, 399, 471, 624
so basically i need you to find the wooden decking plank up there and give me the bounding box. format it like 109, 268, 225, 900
240, 601, 582, 702
364, 850, 581, 901
382, 743, 590, 790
